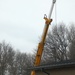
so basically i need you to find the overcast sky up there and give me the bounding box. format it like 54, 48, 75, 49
0, 0, 75, 53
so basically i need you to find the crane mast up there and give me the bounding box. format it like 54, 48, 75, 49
31, 0, 56, 75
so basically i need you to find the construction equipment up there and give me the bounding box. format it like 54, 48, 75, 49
31, 0, 56, 75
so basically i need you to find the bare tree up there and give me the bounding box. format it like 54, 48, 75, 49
41, 24, 69, 64
67, 25, 75, 59
11, 52, 33, 75
0, 41, 15, 75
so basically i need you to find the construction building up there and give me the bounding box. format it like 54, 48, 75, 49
31, 60, 75, 75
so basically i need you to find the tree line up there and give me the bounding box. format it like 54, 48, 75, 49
41, 23, 75, 64
0, 23, 75, 75
0, 42, 33, 75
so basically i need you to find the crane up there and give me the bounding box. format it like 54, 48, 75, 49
31, 0, 56, 75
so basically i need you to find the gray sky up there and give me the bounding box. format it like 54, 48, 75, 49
0, 0, 75, 53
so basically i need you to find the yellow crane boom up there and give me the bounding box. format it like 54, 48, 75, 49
31, 0, 56, 75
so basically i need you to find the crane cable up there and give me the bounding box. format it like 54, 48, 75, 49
55, 1, 57, 25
